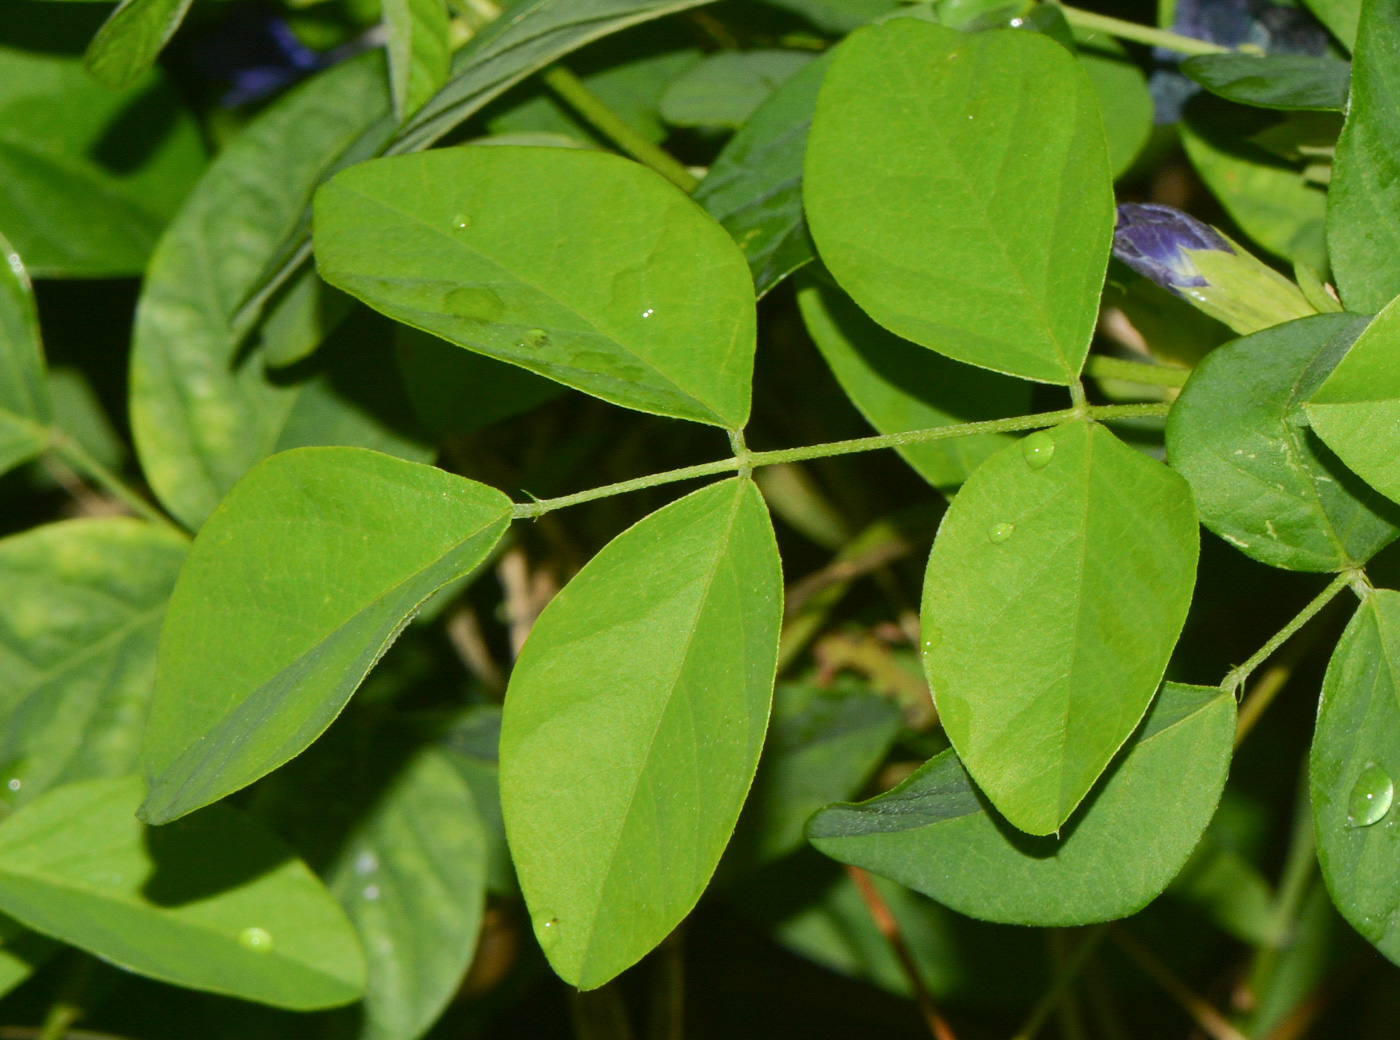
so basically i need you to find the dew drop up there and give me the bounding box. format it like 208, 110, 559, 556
988, 522, 1015, 544
1021, 431, 1055, 470
451, 213, 472, 231
238, 927, 274, 953
363, 884, 381, 901
534, 912, 561, 951
5, 778, 18, 792
640, 307, 655, 319
1348, 762, 1393, 827
520, 328, 550, 349
923, 627, 943, 650
443, 287, 505, 323
354, 849, 378, 875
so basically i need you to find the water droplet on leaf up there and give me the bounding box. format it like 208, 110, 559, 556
1021, 432, 1055, 469
363, 884, 381, 901
452, 213, 471, 231
521, 328, 549, 349
1348, 762, 1393, 827
924, 627, 943, 650
534, 912, 560, 951
988, 522, 1015, 544
238, 927, 274, 953
443, 287, 505, 323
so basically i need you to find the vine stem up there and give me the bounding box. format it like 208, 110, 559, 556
843, 866, 960, 1040
540, 65, 699, 192
512, 403, 1170, 518
47, 431, 185, 536
1055, 4, 1232, 55
1221, 571, 1356, 698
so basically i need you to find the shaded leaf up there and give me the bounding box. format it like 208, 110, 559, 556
1168, 312, 1400, 571
1327, 0, 1400, 312
0, 236, 51, 477
140, 447, 512, 825
1307, 293, 1400, 506
809, 684, 1234, 925
501, 478, 782, 988
693, 53, 828, 297
1311, 589, 1400, 965
804, 18, 1113, 384
84, 0, 194, 89
0, 912, 58, 1000
795, 272, 1032, 490
315, 146, 756, 428
1182, 53, 1351, 111
0, 519, 186, 813
659, 49, 812, 128
1078, 38, 1153, 179
920, 422, 1199, 835
0, 776, 365, 1009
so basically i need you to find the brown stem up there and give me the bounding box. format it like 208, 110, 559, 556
842, 866, 959, 1040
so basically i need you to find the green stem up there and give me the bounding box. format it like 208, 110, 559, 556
513, 404, 1170, 519
1221, 571, 1355, 697
1084, 354, 1190, 389
541, 65, 699, 192
1056, 4, 1231, 55
1011, 926, 1108, 1040
48, 431, 185, 536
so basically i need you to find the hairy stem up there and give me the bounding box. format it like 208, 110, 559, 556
1222, 571, 1355, 697
1056, 4, 1231, 55
512, 403, 1171, 518
541, 66, 699, 192
47, 431, 185, 535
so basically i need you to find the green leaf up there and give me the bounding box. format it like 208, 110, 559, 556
139, 447, 513, 825
84, 0, 194, 89
500, 477, 782, 988
330, 747, 485, 1040
1168, 313, 1400, 571
758, 0, 901, 33
0, 38, 206, 277
1182, 54, 1352, 112
1311, 589, 1400, 966
1180, 102, 1329, 271
1307, 294, 1400, 506
439, 706, 514, 896
727, 681, 902, 868
809, 683, 1234, 925
0, 912, 57, 1000
659, 50, 812, 129
1078, 39, 1153, 179
804, 19, 1113, 385
0, 519, 186, 813
693, 53, 828, 297
0, 776, 365, 1009
384, 0, 452, 122
921, 421, 1199, 835
795, 273, 1032, 491
314, 146, 756, 428
129, 55, 436, 530
0, 237, 51, 477
1329, 0, 1400, 313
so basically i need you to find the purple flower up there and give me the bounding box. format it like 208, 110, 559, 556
1113, 203, 1233, 295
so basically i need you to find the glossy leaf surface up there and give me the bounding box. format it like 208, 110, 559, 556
0, 777, 365, 1009
921, 422, 1199, 835
1311, 590, 1400, 965
0, 519, 186, 811
1328, 0, 1400, 312
140, 448, 512, 825
0, 238, 50, 477
804, 19, 1113, 384
129, 55, 432, 530
809, 684, 1234, 925
1307, 294, 1400, 506
84, 0, 193, 89
1182, 54, 1351, 111
0, 38, 205, 277
1168, 313, 1399, 571
693, 54, 828, 297
796, 274, 1032, 490
385, 0, 451, 121
315, 146, 756, 428
501, 478, 782, 988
